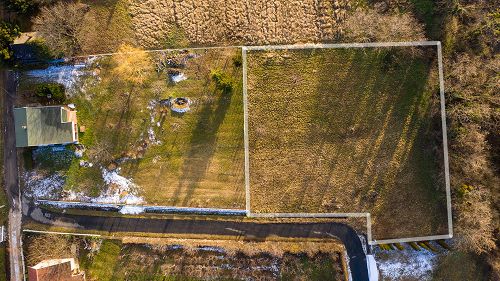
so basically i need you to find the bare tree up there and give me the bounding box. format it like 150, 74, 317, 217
33, 2, 90, 57
112, 44, 154, 85
26, 234, 74, 266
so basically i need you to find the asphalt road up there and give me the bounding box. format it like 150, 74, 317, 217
34, 208, 369, 281
2, 70, 24, 281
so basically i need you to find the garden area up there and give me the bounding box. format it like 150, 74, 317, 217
246, 46, 449, 240
24, 233, 346, 281
19, 46, 245, 209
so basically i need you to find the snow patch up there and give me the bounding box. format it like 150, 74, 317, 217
119, 206, 145, 214
25, 64, 86, 96
375, 248, 439, 281
170, 72, 187, 83
24, 57, 97, 96
197, 246, 226, 253
366, 255, 379, 281
24, 171, 65, 200
92, 168, 145, 204
146, 100, 162, 145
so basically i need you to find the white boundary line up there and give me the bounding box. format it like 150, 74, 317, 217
244, 41, 441, 51
243, 41, 452, 245
23, 229, 102, 237
437, 42, 454, 238
242, 47, 251, 213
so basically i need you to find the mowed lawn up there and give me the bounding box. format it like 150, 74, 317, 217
66, 48, 245, 208
246, 47, 448, 239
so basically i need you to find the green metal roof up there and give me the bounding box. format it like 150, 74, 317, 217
14, 106, 75, 147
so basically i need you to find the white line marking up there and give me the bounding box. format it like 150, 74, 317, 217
242, 47, 251, 213
244, 41, 439, 51
225, 228, 245, 235
23, 229, 102, 237
313, 231, 337, 238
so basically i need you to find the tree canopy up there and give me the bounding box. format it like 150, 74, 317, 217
0, 21, 20, 61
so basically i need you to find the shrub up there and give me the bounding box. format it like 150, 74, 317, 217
35, 83, 65, 102
0, 21, 20, 61
211, 70, 233, 94
1, 0, 34, 14
457, 184, 474, 198
232, 54, 243, 68
26, 39, 55, 61
112, 44, 153, 85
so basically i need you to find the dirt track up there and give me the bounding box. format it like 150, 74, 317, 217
129, 0, 350, 48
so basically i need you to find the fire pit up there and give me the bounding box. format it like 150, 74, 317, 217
170, 97, 191, 113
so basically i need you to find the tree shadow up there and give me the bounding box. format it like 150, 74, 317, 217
171, 88, 235, 206
288, 47, 437, 216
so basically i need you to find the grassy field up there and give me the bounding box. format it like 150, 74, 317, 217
246, 46, 448, 239
60, 47, 245, 208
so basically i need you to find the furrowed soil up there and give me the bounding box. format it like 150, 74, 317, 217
129, 0, 350, 48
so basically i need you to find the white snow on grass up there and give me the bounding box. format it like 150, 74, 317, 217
119, 206, 145, 214
25, 64, 86, 96
24, 171, 65, 200
146, 100, 162, 145
170, 72, 187, 83
25, 167, 145, 205
366, 255, 379, 281
197, 246, 226, 253
375, 248, 441, 281
24, 57, 97, 96
93, 168, 145, 205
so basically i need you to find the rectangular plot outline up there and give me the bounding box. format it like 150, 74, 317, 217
29, 43, 451, 245
242, 41, 452, 245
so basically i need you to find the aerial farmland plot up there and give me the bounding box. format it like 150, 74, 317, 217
244, 44, 450, 240
20, 47, 245, 209
19, 43, 450, 242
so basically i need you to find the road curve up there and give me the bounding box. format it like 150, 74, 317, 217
30, 208, 369, 281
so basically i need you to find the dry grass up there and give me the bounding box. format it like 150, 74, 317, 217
79, 0, 136, 54
246, 47, 448, 240
122, 237, 345, 257
115, 239, 345, 280
129, 0, 350, 48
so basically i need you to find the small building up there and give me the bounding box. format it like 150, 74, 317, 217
14, 105, 78, 147
28, 258, 85, 281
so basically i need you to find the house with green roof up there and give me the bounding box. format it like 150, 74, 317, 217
14, 106, 79, 147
